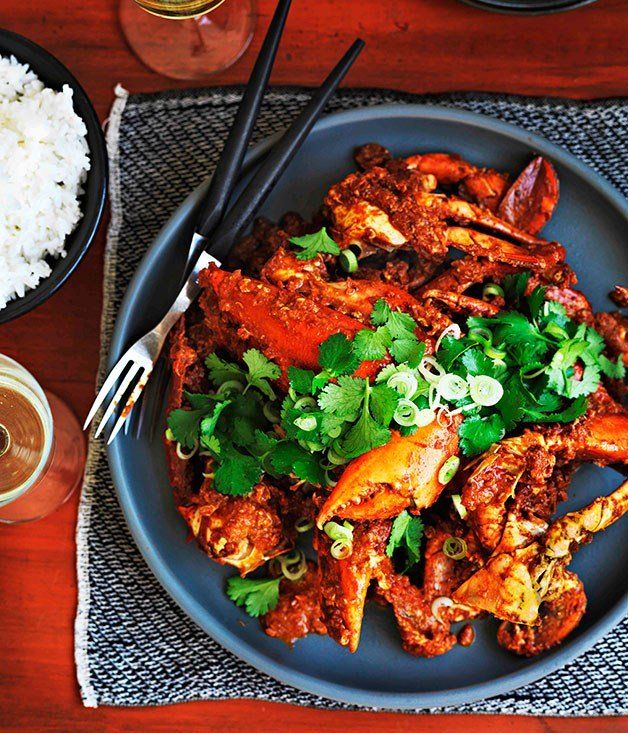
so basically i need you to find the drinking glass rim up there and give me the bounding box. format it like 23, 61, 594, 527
0, 355, 54, 506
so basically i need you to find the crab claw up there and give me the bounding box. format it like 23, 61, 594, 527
578, 412, 628, 464
496, 568, 586, 657
317, 421, 460, 527
315, 521, 389, 652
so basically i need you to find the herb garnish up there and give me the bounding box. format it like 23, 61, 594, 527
225, 576, 281, 617
289, 227, 341, 260
386, 510, 424, 573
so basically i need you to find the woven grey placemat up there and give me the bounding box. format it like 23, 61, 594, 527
75, 85, 628, 713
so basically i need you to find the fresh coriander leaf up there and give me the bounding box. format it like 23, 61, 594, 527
167, 408, 205, 449
289, 227, 341, 260
386, 310, 417, 339
340, 403, 390, 459
370, 384, 400, 426
270, 441, 326, 485
527, 286, 547, 320
458, 414, 506, 457
541, 299, 570, 328
353, 328, 391, 361
318, 333, 360, 377
370, 298, 392, 326
503, 272, 531, 304
199, 400, 232, 448
226, 576, 281, 617
497, 377, 527, 430
317, 375, 366, 418
598, 354, 626, 380
522, 395, 588, 424
288, 366, 315, 395
437, 334, 473, 371
460, 347, 499, 378
185, 391, 222, 410
213, 449, 262, 495
390, 335, 424, 367
242, 349, 281, 399
202, 434, 221, 455
205, 352, 245, 386
564, 364, 601, 398
386, 510, 424, 573
585, 326, 606, 354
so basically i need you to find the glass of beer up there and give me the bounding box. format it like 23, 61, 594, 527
119, 0, 256, 80
0, 355, 86, 524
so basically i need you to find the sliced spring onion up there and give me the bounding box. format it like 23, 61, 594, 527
330, 539, 353, 560
521, 365, 547, 380
428, 384, 442, 411
294, 396, 317, 412
416, 408, 436, 427
324, 520, 354, 544
484, 344, 507, 360
325, 470, 338, 487
277, 549, 308, 581
176, 440, 198, 460
443, 537, 468, 560
327, 424, 343, 439
217, 379, 245, 395
387, 371, 419, 399
431, 596, 454, 624
435, 323, 462, 352
263, 401, 280, 424
339, 248, 358, 273
294, 415, 318, 432
327, 447, 349, 465
482, 283, 505, 300
468, 327, 492, 347
437, 373, 469, 401
164, 428, 175, 442
451, 494, 468, 519
418, 356, 446, 384
438, 456, 460, 485
394, 398, 421, 427
295, 517, 314, 533
468, 375, 504, 407
201, 470, 214, 479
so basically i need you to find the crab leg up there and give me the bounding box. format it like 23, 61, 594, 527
262, 247, 447, 337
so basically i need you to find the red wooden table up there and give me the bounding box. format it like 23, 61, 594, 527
1, 1, 627, 731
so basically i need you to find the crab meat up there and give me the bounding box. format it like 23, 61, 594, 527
325, 165, 565, 276
317, 421, 460, 526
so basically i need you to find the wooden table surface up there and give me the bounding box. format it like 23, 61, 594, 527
1, 0, 627, 730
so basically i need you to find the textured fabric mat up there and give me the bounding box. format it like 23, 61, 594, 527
76, 85, 628, 713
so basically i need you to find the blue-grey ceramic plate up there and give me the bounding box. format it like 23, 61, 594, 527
107, 104, 627, 708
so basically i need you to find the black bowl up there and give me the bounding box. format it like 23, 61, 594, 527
458, 0, 598, 13
0, 29, 107, 325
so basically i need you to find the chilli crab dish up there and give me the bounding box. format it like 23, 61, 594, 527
164, 146, 628, 658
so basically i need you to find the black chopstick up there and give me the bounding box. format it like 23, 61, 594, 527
194, 0, 292, 240
205, 38, 365, 263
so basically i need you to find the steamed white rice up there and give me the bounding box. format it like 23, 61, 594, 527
0, 54, 90, 309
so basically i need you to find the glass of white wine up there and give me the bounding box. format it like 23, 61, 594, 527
120, 0, 256, 80
0, 355, 85, 524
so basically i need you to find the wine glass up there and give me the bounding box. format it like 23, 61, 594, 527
0, 355, 85, 523
119, 0, 256, 80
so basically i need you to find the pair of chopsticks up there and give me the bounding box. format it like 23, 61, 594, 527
84, 0, 364, 442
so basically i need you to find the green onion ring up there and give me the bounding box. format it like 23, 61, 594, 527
324, 520, 354, 544
394, 398, 421, 427
295, 517, 314, 533
484, 344, 507, 360
435, 323, 462, 352
451, 494, 468, 519
438, 455, 460, 485
437, 373, 469, 401
443, 536, 468, 560
468, 327, 492, 348
294, 415, 317, 432
294, 396, 317, 412
330, 539, 353, 560
339, 248, 359, 273
217, 379, 245, 395
482, 283, 505, 300
387, 371, 419, 399
263, 401, 280, 424
176, 440, 198, 460
468, 375, 504, 407
418, 356, 446, 384
327, 447, 349, 465
164, 428, 175, 442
